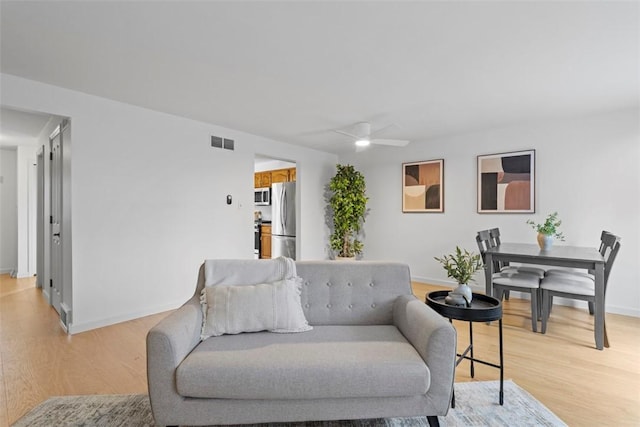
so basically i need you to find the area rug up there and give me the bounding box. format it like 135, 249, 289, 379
12, 380, 566, 427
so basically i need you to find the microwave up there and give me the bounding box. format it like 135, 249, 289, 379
254, 187, 271, 205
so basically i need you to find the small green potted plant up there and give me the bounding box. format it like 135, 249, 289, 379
328, 164, 368, 259
526, 211, 565, 251
434, 246, 483, 304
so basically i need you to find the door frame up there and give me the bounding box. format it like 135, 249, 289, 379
40, 118, 72, 331
49, 123, 63, 315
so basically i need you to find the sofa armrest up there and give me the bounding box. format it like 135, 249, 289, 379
393, 294, 456, 414
147, 295, 202, 412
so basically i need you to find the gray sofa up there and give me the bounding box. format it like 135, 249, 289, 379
147, 259, 456, 427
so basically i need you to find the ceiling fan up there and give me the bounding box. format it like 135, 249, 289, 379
333, 122, 410, 149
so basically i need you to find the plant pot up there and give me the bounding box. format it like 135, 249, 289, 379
335, 256, 356, 261
537, 233, 554, 251
452, 283, 473, 303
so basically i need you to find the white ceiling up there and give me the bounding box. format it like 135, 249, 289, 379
1, 1, 638, 154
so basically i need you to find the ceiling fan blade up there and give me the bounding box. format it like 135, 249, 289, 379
369, 123, 398, 137
333, 129, 359, 139
371, 138, 410, 147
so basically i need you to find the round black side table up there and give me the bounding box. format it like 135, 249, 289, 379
426, 290, 504, 406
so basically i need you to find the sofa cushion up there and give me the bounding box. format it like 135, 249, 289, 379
200, 278, 312, 339
176, 325, 430, 400
204, 257, 297, 287
296, 261, 412, 326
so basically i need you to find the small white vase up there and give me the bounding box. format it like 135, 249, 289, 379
453, 283, 473, 303
537, 233, 554, 251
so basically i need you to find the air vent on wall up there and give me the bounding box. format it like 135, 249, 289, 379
211, 135, 235, 151
211, 135, 223, 148
60, 303, 72, 330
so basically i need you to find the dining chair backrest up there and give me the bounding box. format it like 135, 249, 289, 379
489, 228, 502, 246
475, 229, 494, 264
600, 232, 621, 291
488, 228, 510, 267
476, 229, 505, 272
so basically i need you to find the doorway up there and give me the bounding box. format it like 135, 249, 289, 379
253, 156, 297, 260
0, 106, 71, 330
46, 119, 72, 328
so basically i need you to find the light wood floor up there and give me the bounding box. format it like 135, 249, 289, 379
1, 275, 639, 426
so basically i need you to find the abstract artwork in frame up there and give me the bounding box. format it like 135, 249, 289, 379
402, 159, 444, 213
477, 149, 535, 213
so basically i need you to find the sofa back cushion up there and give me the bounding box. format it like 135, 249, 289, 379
204, 257, 297, 287
296, 261, 412, 325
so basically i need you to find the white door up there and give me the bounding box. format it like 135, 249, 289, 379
50, 126, 63, 314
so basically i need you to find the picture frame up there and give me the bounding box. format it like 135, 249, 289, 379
402, 159, 444, 213
477, 149, 535, 213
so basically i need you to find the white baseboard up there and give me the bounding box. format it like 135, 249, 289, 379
41, 287, 50, 303
67, 301, 183, 334
411, 276, 485, 292
15, 270, 33, 278
0, 268, 13, 275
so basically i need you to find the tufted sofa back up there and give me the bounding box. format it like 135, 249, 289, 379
296, 261, 412, 326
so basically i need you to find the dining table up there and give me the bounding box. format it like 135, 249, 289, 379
484, 243, 606, 350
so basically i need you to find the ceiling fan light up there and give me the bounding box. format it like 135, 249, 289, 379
355, 138, 370, 147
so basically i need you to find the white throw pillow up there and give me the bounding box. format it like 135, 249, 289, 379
200, 277, 312, 339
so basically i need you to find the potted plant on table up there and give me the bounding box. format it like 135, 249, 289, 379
434, 246, 483, 305
328, 164, 368, 259
526, 211, 565, 251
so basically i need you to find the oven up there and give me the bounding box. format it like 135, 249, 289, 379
254, 222, 261, 259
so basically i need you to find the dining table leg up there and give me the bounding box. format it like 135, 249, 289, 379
594, 263, 605, 350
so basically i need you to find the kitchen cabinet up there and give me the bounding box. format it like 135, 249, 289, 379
260, 224, 272, 259
254, 172, 272, 188
254, 168, 296, 188
270, 168, 290, 183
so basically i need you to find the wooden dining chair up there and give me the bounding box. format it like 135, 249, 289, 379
543, 230, 613, 315
476, 228, 546, 301
476, 229, 542, 332
540, 231, 621, 348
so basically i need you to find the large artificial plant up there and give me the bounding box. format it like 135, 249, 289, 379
328, 164, 368, 258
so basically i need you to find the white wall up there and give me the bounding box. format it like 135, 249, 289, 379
15, 145, 38, 277
344, 109, 640, 317
255, 159, 295, 173
0, 148, 18, 274
1, 73, 337, 333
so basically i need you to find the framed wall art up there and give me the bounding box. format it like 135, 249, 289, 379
477, 149, 535, 213
402, 159, 444, 213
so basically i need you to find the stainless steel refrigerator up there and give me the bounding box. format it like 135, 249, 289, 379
271, 181, 296, 259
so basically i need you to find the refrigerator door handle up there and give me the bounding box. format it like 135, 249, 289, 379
281, 186, 287, 230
